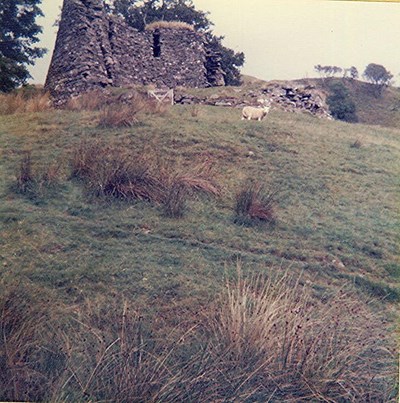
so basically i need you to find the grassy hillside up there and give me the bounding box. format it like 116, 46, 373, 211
0, 91, 399, 401
288, 76, 400, 128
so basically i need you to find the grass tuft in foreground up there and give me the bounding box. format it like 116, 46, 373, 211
0, 269, 396, 402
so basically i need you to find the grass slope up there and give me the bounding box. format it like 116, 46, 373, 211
290, 76, 400, 128
0, 99, 399, 400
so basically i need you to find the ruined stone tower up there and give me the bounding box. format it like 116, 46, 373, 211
45, 0, 224, 104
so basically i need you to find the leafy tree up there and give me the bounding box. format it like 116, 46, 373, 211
342, 66, 358, 80
314, 65, 342, 79
206, 34, 244, 86
111, 0, 245, 85
349, 66, 358, 80
363, 63, 393, 96
327, 81, 357, 122
0, 0, 46, 92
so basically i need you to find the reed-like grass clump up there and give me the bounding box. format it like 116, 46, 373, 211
71, 140, 221, 214
209, 268, 396, 401
235, 179, 278, 225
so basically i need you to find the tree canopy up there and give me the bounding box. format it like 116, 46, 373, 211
363, 63, 393, 86
0, 0, 46, 92
363, 63, 393, 96
111, 0, 245, 85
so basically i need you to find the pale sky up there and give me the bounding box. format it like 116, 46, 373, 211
29, 0, 400, 85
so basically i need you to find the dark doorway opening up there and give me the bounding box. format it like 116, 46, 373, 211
153, 31, 161, 57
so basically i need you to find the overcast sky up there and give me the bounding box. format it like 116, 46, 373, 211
29, 0, 400, 85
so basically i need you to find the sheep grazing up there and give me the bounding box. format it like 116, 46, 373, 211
241, 99, 271, 121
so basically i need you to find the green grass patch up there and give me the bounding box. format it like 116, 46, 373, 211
0, 94, 399, 401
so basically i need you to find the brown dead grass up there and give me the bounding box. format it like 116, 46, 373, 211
235, 179, 278, 224
0, 271, 396, 402
208, 266, 397, 401
0, 92, 51, 115
145, 20, 194, 31
64, 90, 108, 111
70, 140, 220, 209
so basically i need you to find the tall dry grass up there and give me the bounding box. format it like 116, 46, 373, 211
64, 89, 170, 124
0, 91, 51, 115
70, 140, 220, 214
97, 103, 142, 128
64, 90, 108, 111
235, 179, 278, 224
208, 267, 397, 401
0, 270, 396, 402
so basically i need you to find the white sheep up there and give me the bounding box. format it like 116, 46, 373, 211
241, 99, 271, 121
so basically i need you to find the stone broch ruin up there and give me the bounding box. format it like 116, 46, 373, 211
46, 0, 331, 118
45, 0, 224, 105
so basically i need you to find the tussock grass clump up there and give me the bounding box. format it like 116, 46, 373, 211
162, 159, 221, 218
351, 138, 363, 148
71, 141, 221, 215
208, 268, 397, 401
16, 151, 34, 193
0, 273, 396, 402
14, 151, 63, 199
190, 104, 200, 117
71, 141, 167, 202
0, 91, 51, 115
173, 160, 221, 198
0, 284, 71, 402
235, 179, 278, 225
163, 181, 187, 218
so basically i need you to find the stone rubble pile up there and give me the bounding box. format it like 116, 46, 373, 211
174, 82, 332, 119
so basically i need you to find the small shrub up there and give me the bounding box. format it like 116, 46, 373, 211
234, 179, 277, 225
327, 81, 358, 122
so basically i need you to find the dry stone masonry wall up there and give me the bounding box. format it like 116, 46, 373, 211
45, 0, 224, 105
